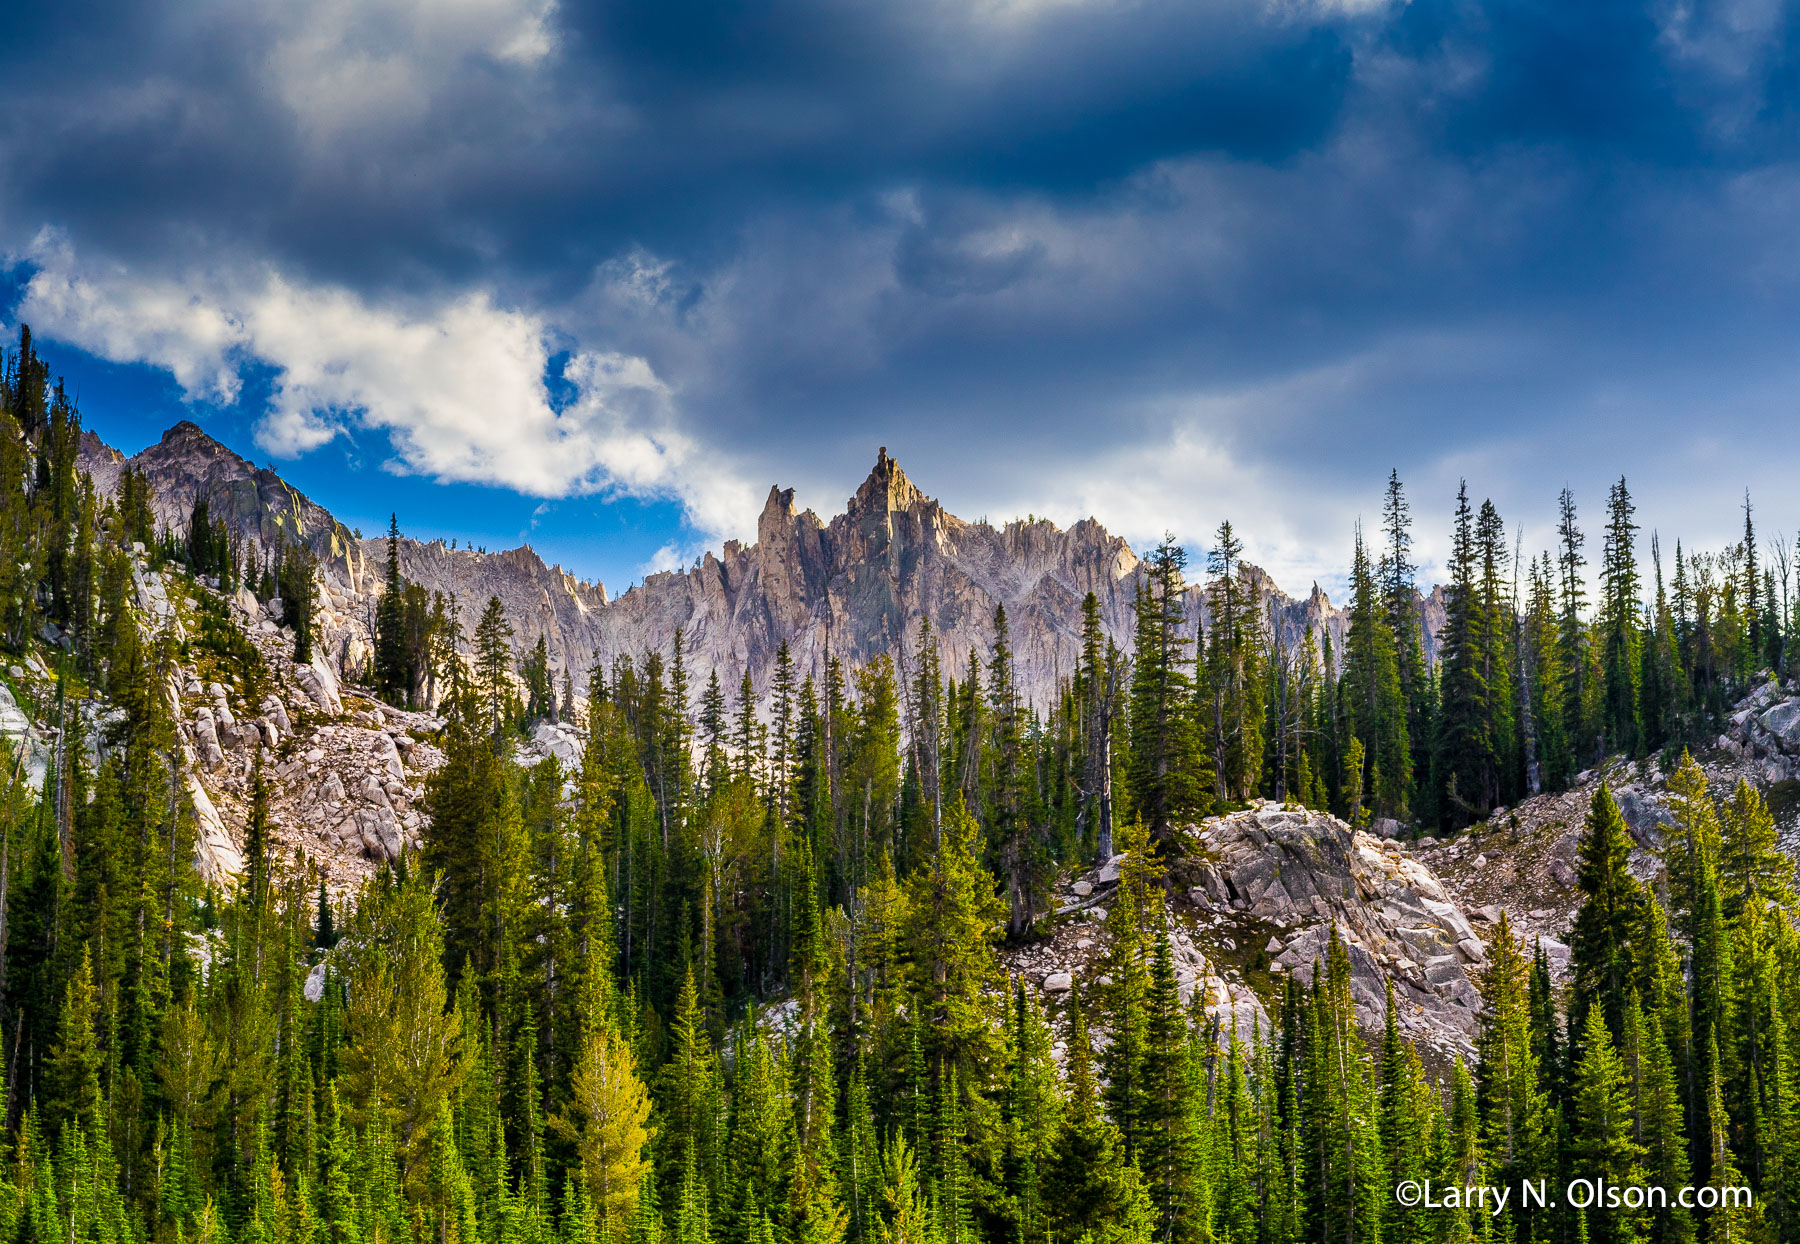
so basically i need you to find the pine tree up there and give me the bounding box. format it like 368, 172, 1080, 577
552, 1011, 653, 1232
1637, 995, 1692, 1244
1476, 913, 1549, 1214
1127, 536, 1205, 837
46, 944, 104, 1135
985, 604, 1038, 938
1718, 778, 1793, 920
1569, 1007, 1646, 1244
1343, 526, 1409, 820
1380, 470, 1431, 813
1045, 982, 1157, 1244
1205, 521, 1265, 805
1569, 785, 1646, 1048
376, 515, 409, 704
1438, 482, 1493, 824
1599, 479, 1643, 758
904, 797, 1004, 1082
1302, 927, 1385, 1244
475, 595, 516, 736
1558, 487, 1595, 764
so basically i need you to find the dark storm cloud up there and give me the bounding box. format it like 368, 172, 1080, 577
6, 0, 1800, 591
0, 0, 1354, 291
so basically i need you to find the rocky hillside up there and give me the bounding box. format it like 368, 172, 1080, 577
1005, 802, 1492, 1064
13, 483, 1799, 1068
1413, 674, 1800, 998
82, 426, 1429, 710
0, 540, 449, 898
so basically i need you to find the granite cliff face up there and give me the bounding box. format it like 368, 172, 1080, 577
82, 427, 1410, 706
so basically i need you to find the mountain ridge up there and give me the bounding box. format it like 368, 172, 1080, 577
79, 422, 1417, 706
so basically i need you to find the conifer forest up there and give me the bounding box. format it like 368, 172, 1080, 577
4, 318, 1800, 1244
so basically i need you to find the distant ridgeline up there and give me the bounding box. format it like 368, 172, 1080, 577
0, 324, 1794, 1244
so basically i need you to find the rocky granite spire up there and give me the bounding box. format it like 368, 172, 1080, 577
847, 446, 927, 517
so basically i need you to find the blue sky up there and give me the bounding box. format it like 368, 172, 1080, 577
4, 0, 1800, 599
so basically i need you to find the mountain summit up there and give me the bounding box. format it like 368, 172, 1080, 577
847, 446, 927, 517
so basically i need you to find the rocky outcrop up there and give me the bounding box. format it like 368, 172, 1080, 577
1184, 803, 1488, 1054
1420, 676, 1800, 990
1006, 895, 1271, 1049
98, 544, 444, 891
1717, 676, 1800, 786
0, 675, 50, 791
1002, 802, 1490, 1062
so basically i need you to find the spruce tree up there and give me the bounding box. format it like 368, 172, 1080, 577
1380, 470, 1432, 811
1599, 479, 1643, 758
474, 595, 516, 736
1342, 526, 1409, 821
1437, 482, 1493, 824
1569, 1007, 1646, 1244
1127, 536, 1204, 837
1569, 785, 1646, 1048
1204, 522, 1265, 805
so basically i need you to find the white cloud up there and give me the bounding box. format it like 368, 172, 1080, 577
1026, 413, 1364, 600
19, 230, 249, 404
639, 542, 688, 577
15, 231, 757, 541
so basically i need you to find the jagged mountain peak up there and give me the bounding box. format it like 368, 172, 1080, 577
847, 445, 928, 517
160, 418, 212, 444
152, 419, 253, 467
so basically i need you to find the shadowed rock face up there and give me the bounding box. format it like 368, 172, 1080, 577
81, 425, 1438, 704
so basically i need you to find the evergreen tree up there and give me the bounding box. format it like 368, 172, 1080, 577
1204, 522, 1265, 806
1559, 487, 1596, 764
1569, 785, 1646, 1048
1438, 482, 1494, 824
553, 1010, 654, 1233
1127, 536, 1205, 837
1379, 470, 1431, 814
376, 515, 409, 704
1342, 526, 1409, 821
475, 596, 517, 736
1569, 1007, 1646, 1244
1599, 479, 1643, 758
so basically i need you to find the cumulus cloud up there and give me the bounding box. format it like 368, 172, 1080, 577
15, 231, 757, 541
19, 231, 250, 405
639, 542, 689, 577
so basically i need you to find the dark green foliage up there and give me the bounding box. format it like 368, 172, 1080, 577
372, 517, 456, 708
1343, 525, 1409, 821
1569, 785, 1647, 1048
272, 539, 321, 664
1126, 535, 1208, 837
